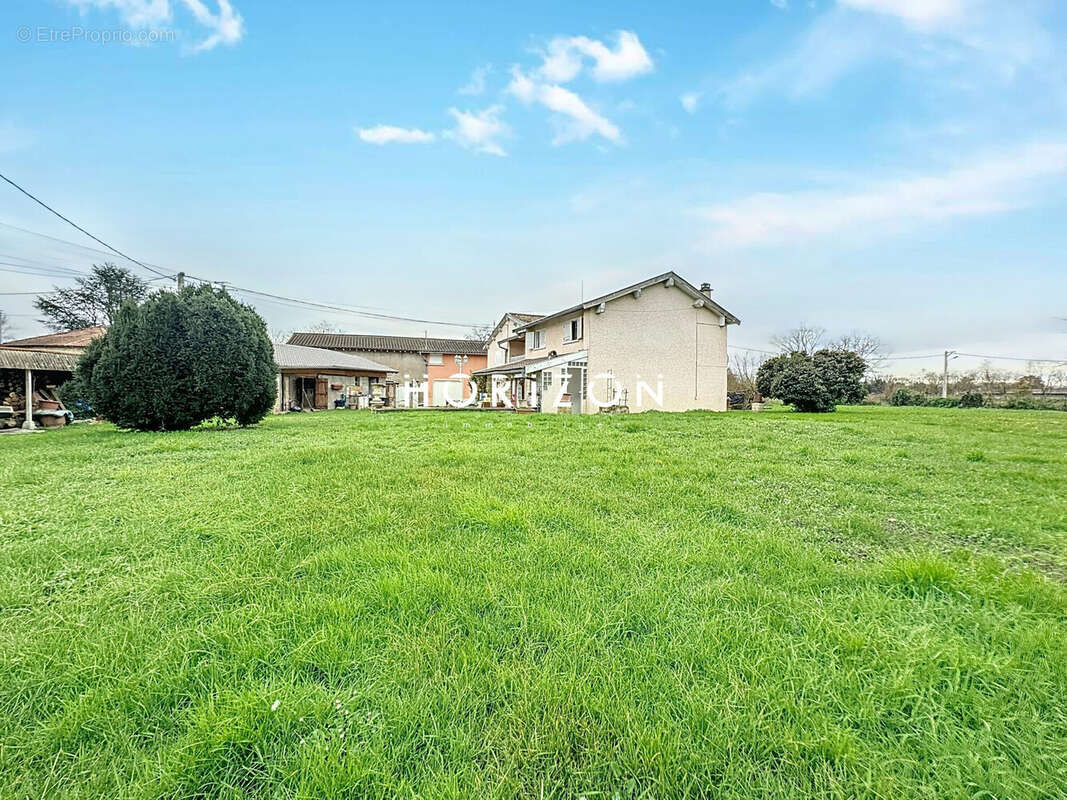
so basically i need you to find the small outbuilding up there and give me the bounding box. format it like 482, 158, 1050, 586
0, 347, 80, 430
272, 342, 397, 411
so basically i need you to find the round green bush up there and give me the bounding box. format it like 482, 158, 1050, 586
959, 391, 984, 408
813, 348, 867, 404
75, 286, 277, 431
770, 355, 835, 413
889, 388, 920, 406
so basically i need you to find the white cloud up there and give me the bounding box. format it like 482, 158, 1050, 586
837, 0, 967, 29
538, 31, 653, 83
680, 91, 701, 113
65, 0, 243, 51
771, 0, 789, 8
180, 0, 243, 51
445, 106, 509, 156
508, 68, 621, 145
357, 125, 436, 145
717, 2, 1053, 108
68, 0, 171, 26
698, 139, 1067, 247
459, 65, 490, 96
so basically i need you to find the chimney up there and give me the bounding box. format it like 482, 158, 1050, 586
699, 282, 713, 298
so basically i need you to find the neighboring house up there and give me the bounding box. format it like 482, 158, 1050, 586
0, 325, 106, 356
287, 333, 487, 407
473, 271, 740, 413
485, 312, 544, 368
273, 342, 396, 411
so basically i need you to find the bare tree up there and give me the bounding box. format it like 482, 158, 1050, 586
770, 324, 826, 355
728, 350, 765, 395
306, 320, 343, 333
831, 330, 886, 372
270, 326, 293, 344
832, 331, 885, 362
0, 310, 12, 344
465, 323, 494, 344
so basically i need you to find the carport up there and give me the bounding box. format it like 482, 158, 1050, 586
0, 348, 78, 430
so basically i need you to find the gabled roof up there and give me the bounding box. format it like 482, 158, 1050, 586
0, 325, 107, 349
515, 272, 740, 332
288, 332, 487, 355
273, 343, 397, 373
487, 312, 546, 342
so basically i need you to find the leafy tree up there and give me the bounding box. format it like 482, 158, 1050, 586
770, 354, 835, 412
77, 286, 276, 431
756, 353, 793, 398
814, 348, 867, 404
35, 263, 149, 332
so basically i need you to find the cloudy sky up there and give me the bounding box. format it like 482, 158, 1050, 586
1, 0, 1065, 370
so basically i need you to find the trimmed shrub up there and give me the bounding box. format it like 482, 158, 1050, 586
77, 286, 276, 431
770, 354, 835, 413
813, 348, 867, 404
996, 394, 1067, 411
58, 337, 104, 419
889, 388, 922, 406
755, 354, 792, 399
959, 391, 983, 408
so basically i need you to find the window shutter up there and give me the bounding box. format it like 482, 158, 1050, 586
526, 331, 535, 350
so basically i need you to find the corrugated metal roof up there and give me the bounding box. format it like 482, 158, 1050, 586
0, 325, 107, 349
0, 348, 80, 371
273, 343, 397, 373
288, 332, 487, 355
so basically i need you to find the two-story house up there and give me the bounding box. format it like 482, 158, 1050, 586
473, 272, 740, 413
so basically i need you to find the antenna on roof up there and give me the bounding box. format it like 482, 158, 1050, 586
580, 280, 584, 303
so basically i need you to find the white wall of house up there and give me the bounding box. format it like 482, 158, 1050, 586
586, 281, 728, 412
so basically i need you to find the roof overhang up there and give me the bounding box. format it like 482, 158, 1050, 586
472, 362, 526, 377
524, 350, 588, 375
515, 271, 740, 332
0, 348, 79, 372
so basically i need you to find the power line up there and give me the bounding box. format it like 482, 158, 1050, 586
0, 173, 173, 278
0, 218, 486, 329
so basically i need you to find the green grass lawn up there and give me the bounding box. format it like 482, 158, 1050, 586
1, 405, 1066, 798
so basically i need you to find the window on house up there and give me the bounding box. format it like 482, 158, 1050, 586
541, 370, 552, 392
427, 353, 444, 366
563, 317, 582, 343
526, 330, 546, 350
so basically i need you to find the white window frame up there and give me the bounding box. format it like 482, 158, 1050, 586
562, 316, 583, 343
427, 353, 444, 366
526, 329, 546, 351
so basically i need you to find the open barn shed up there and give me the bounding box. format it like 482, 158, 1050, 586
273, 343, 397, 411
0, 348, 79, 430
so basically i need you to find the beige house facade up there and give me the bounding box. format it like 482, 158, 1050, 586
474, 272, 739, 413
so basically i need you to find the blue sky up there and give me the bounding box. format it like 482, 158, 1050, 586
1, 0, 1065, 371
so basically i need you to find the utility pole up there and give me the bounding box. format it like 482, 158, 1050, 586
942, 350, 958, 398
176, 272, 185, 290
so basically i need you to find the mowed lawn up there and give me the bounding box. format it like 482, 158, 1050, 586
1, 406, 1066, 799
